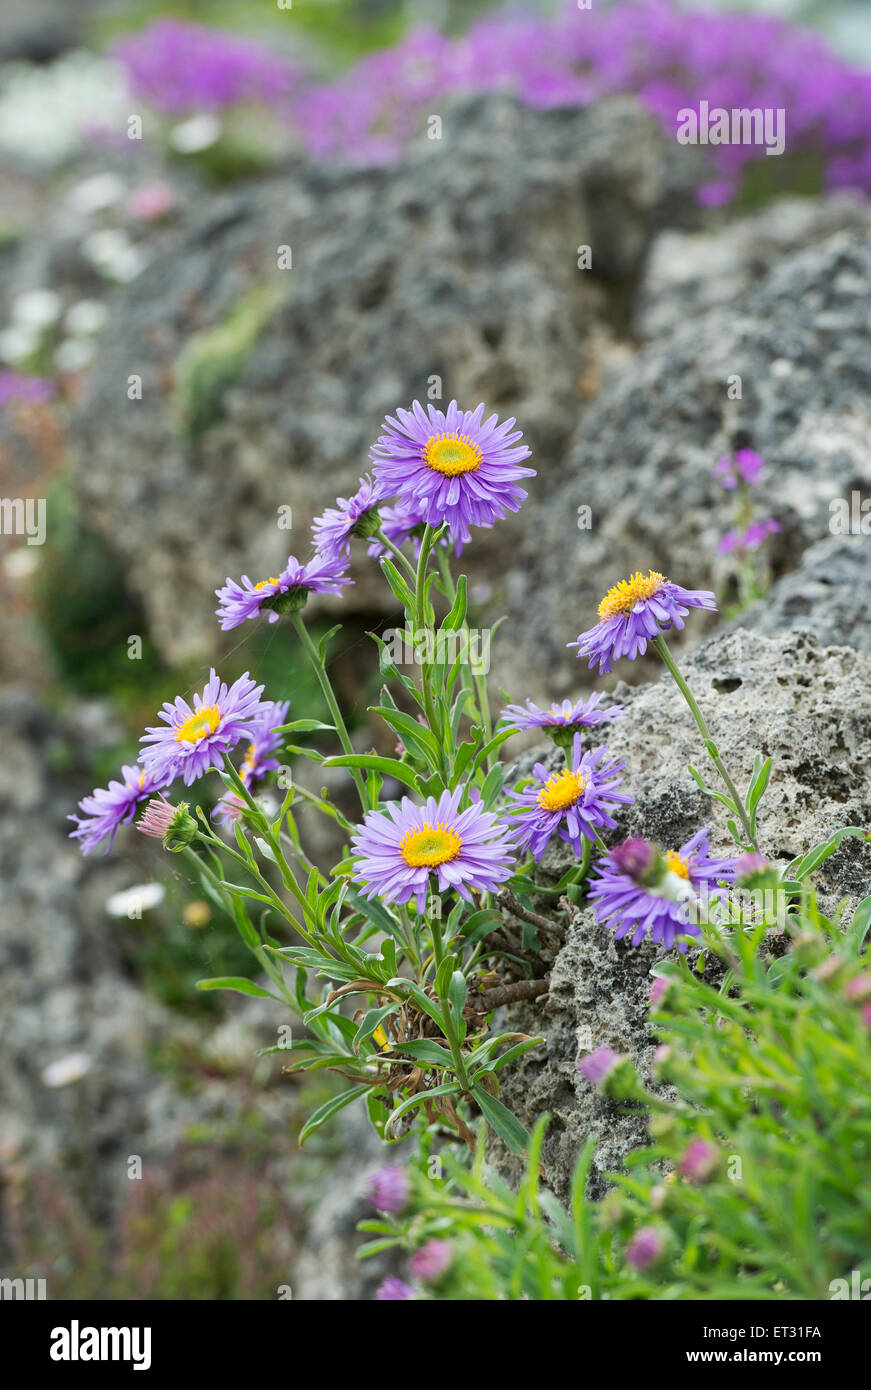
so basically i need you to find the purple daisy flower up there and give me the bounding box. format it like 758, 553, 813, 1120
369, 400, 534, 554
215, 553, 352, 631
589, 830, 737, 952
366, 499, 424, 554
505, 734, 632, 861
351, 787, 515, 915
139, 669, 268, 787
68, 763, 170, 856
312, 474, 386, 559
499, 693, 624, 747
570, 571, 718, 675
237, 699, 290, 785
212, 699, 289, 826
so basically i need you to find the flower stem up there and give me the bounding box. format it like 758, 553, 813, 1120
414, 525, 447, 768
291, 610, 367, 809
653, 635, 757, 851
374, 527, 417, 582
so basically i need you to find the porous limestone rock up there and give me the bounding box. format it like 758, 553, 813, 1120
496, 626, 871, 1200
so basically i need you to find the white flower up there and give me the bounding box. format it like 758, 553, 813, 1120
105, 882, 165, 918
42, 1052, 92, 1088
169, 113, 222, 154
0, 52, 130, 165
65, 299, 109, 337
55, 338, 96, 373
67, 172, 126, 216
12, 288, 62, 330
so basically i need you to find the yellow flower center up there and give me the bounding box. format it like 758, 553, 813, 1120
137, 768, 146, 789
666, 849, 691, 880
175, 705, 221, 745
400, 822, 463, 867
423, 432, 482, 477
598, 570, 666, 621
242, 742, 257, 774
537, 768, 587, 812
254, 577, 280, 590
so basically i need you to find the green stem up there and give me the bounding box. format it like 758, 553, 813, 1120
291, 611, 367, 809
437, 549, 494, 763
431, 914, 470, 1091
374, 527, 417, 582
414, 525, 445, 761
653, 635, 757, 851
180, 846, 298, 1008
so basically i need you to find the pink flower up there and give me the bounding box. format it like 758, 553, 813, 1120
626, 1226, 665, 1271
366, 1164, 409, 1215
577, 1046, 622, 1086
376, 1276, 415, 1301
679, 1138, 718, 1182
408, 1239, 452, 1281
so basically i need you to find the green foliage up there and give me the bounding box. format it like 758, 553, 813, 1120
173, 284, 286, 441
362, 889, 871, 1300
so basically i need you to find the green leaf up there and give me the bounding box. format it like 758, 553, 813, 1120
745, 754, 773, 815
449, 970, 468, 1032
471, 1085, 530, 1155
318, 624, 342, 662
382, 1038, 454, 1067
352, 1004, 399, 1052
372, 704, 441, 766
298, 1083, 370, 1144
443, 573, 468, 630
384, 1080, 460, 1138
379, 557, 415, 612
322, 752, 424, 795
272, 719, 337, 734
196, 976, 279, 1000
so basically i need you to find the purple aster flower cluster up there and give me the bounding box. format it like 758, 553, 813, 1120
499, 693, 624, 744
288, 1, 871, 206
68, 763, 170, 856
139, 669, 269, 787
215, 553, 352, 630
369, 400, 534, 555
570, 571, 717, 675
506, 735, 632, 861
351, 787, 515, 915
589, 830, 737, 952
113, 19, 297, 116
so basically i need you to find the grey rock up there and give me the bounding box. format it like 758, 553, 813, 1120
497, 627, 871, 1200
496, 217, 871, 701
70, 94, 701, 665
738, 534, 871, 654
